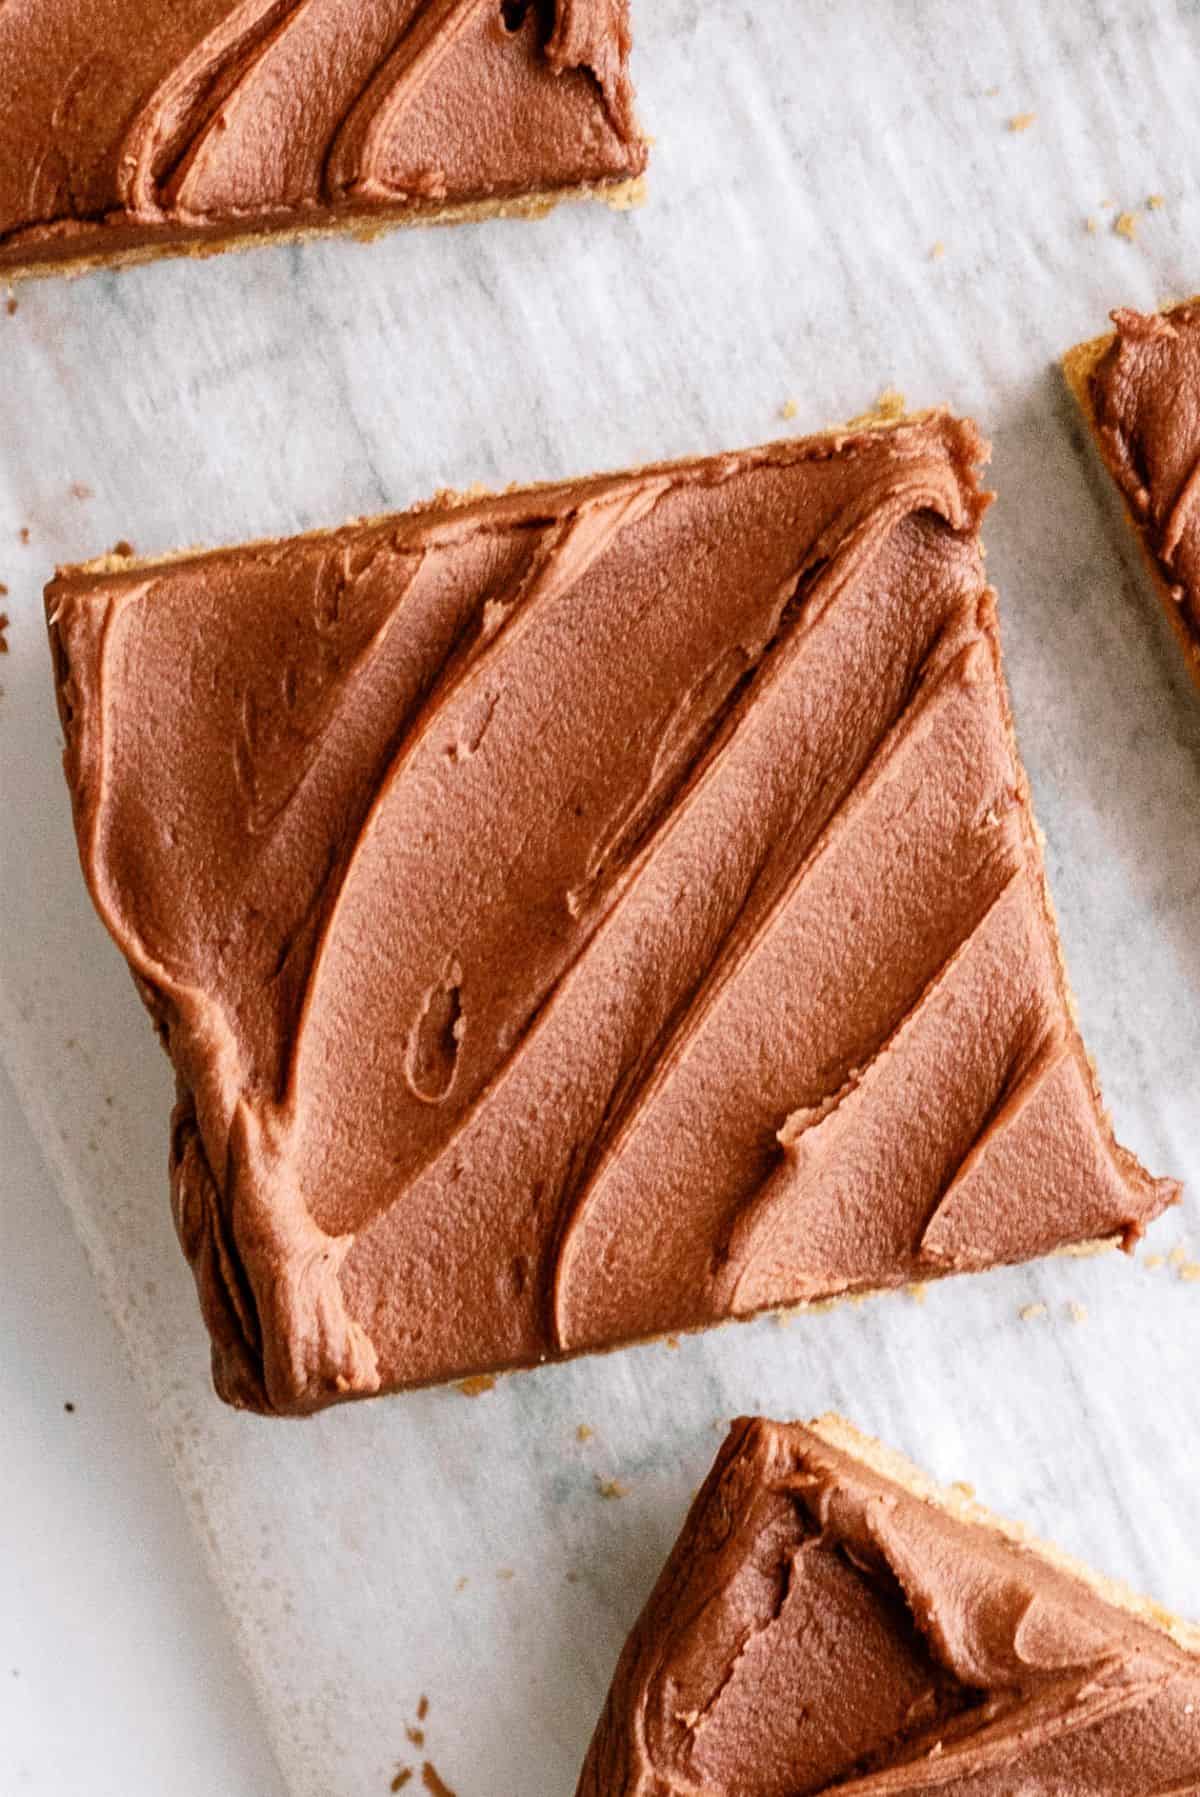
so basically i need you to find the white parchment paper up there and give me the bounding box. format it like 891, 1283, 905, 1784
2, 4, 1199, 1793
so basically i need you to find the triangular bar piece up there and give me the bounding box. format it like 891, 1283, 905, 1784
46, 415, 1177, 1413
1064, 298, 1200, 688
0, 0, 646, 281
579, 1413, 1200, 1795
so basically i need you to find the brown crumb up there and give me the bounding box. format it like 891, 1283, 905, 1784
18, 527, 29, 545
929, 240, 945, 261
597, 1477, 629, 1500
1084, 216, 1098, 234
1147, 193, 1165, 210
69, 481, 93, 501
906, 1282, 928, 1306
453, 1576, 468, 1592
1008, 111, 1036, 132
1018, 1302, 1047, 1322
496, 1567, 514, 1581
405, 1725, 425, 1749
421, 1765, 456, 1797
576, 1423, 593, 1442
417, 1696, 429, 1722
5, 296, 15, 316
456, 1374, 495, 1397
0, 613, 9, 654
1144, 1253, 1165, 1271
0, 582, 7, 595
779, 399, 798, 421
111, 539, 135, 558
391, 1770, 413, 1791
63, 1401, 76, 1414
1114, 210, 1137, 241
1067, 1301, 1088, 1324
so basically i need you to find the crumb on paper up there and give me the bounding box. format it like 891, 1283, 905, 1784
1147, 193, 1165, 210
453, 1576, 468, 1592
5, 296, 16, 317
906, 1281, 928, 1306
929, 240, 945, 261
69, 481, 93, 501
18, 527, 29, 545
405, 1725, 425, 1749
847, 387, 907, 430
391, 1770, 413, 1791
111, 538, 135, 558
780, 398, 798, 421
456, 1374, 495, 1397
496, 1567, 514, 1581
1018, 1302, 1047, 1322
1085, 216, 1098, 234
576, 1423, 593, 1442
417, 1696, 429, 1722
422, 1765, 457, 1797
1067, 1301, 1088, 1324
1180, 1262, 1200, 1284
1114, 210, 1137, 241
0, 613, 9, 654
565, 1569, 580, 1584
63, 1400, 75, 1413
951, 1480, 975, 1499
1144, 1253, 1165, 1271
597, 1477, 629, 1500
1008, 111, 1036, 132
1168, 1242, 1189, 1268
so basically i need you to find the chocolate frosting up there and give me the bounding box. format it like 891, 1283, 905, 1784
578, 1416, 1200, 1795
46, 417, 1178, 1413
1088, 302, 1200, 660
0, 0, 645, 270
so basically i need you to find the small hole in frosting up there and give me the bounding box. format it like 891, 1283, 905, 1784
500, 0, 552, 36
405, 976, 464, 1104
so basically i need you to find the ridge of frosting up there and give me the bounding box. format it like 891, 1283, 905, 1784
46, 417, 1178, 1412
577, 1416, 1200, 1795
0, 0, 646, 268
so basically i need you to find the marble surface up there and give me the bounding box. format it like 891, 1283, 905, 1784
1, 3, 1199, 1793
0, 1063, 284, 1796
